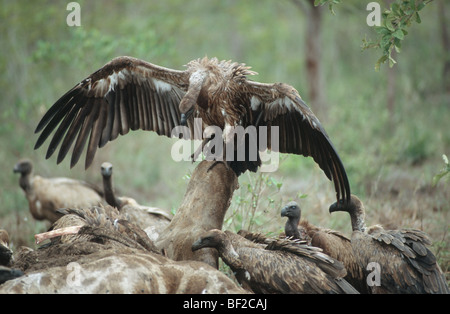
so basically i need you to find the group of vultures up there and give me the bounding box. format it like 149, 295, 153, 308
0, 56, 448, 294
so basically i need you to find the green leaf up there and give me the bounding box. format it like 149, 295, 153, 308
394, 38, 402, 52
415, 12, 421, 23
388, 55, 397, 67
417, 1, 426, 11
374, 26, 390, 35
385, 18, 396, 31
391, 3, 400, 15
375, 55, 388, 71
392, 28, 405, 40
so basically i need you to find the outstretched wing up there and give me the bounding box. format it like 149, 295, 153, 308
246, 81, 350, 203
34, 56, 192, 169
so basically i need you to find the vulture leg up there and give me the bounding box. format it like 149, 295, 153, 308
191, 136, 212, 162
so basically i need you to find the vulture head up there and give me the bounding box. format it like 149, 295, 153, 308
100, 161, 122, 209
329, 194, 366, 232
179, 69, 206, 126
281, 201, 304, 240
13, 159, 33, 176
100, 161, 113, 178
191, 229, 225, 252
280, 201, 301, 220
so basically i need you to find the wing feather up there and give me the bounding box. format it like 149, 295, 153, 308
71, 99, 97, 167
99, 90, 115, 147
246, 81, 350, 202
35, 56, 190, 168
86, 99, 107, 167
40, 94, 87, 158
56, 98, 93, 164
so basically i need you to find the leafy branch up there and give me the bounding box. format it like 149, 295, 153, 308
314, 0, 341, 14
432, 154, 450, 187
362, 0, 434, 71
314, 0, 434, 70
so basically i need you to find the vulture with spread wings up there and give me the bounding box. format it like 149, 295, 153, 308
34, 56, 350, 202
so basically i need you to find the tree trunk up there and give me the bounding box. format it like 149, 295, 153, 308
438, 0, 450, 93
387, 49, 397, 119
292, 0, 326, 116
155, 161, 238, 269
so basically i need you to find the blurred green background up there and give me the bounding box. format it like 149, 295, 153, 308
0, 0, 448, 278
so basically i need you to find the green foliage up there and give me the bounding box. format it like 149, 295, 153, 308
314, 0, 342, 14
225, 171, 286, 233
433, 154, 450, 187
361, 0, 433, 70
317, 0, 434, 70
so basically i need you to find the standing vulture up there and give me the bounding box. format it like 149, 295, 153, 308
13, 159, 105, 223
329, 194, 449, 294
192, 229, 359, 294
34, 56, 350, 203
100, 161, 172, 241
281, 201, 369, 294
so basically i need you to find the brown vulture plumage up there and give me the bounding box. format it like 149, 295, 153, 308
192, 229, 359, 294
13, 159, 105, 223
0, 230, 13, 267
329, 194, 450, 294
100, 161, 172, 241
281, 201, 369, 294
0, 230, 24, 284
34, 56, 350, 203
39, 205, 160, 253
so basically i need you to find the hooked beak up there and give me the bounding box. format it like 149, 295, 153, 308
180, 107, 194, 126
329, 200, 341, 214
191, 238, 204, 252
180, 114, 187, 126
13, 164, 21, 173
280, 206, 288, 217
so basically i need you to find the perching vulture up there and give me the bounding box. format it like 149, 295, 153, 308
34, 56, 350, 203
13, 159, 105, 223
329, 194, 450, 294
100, 161, 172, 241
192, 229, 359, 294
281, 201, 369, 294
